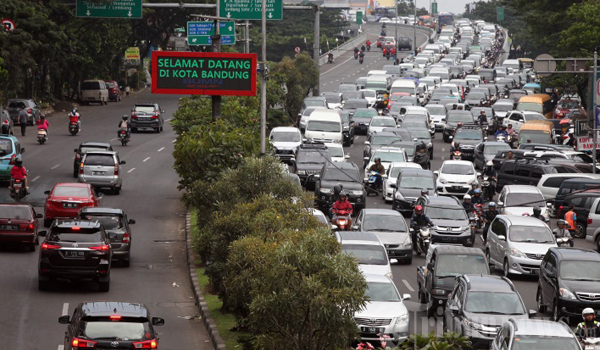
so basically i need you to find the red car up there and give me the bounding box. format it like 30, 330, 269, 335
0, 204, 42, 251
554, 99, 585, 118
104, 81, 122, 102
44, 183, 101, 227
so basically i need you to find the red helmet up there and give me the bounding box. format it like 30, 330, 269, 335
457, 122, 463, 127
415, 205, 423, 211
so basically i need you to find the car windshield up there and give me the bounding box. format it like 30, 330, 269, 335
448, 114, 474, 123
558, 101, 579, 109
390, 94, 408, 101
426, 105, 446, 115
0, 139, 14, 156
505, 193, 546, 207
48, 228, 102, 242
81, 82, 101, 90
305, 99, 326, 107
390, 166, 414, 178
468, 92, 486, 100
442, 163, 474, 175
80, 146, 109, 154
81, 215, 124, 230
362, 90, 376, 98
322, 94, 341, 103
484, 144, 510, 155
354, 109, 378, 118
493, 103, 513, 112
343, 244, 388, 265
519, 130, 551, 144
83, 321, 150, 341
0, 206, 32, 220
53, 186, 89, 197
307, 120, 340, 132
327, 146, 343, 158
399, 176, 434, 189
343, 92, 362, 100
372, 135, 402, 145
560, 261, 600, 281
345, 101, 367, 109
374, 151, 406, 163
365, 281, 401, 302
297, 150, 329, 164
435, 255, 488, 277
410, 129, 430, 139
323, 168, 361, 182
509, 226, 554, 243
134, 106, 155, 114
363, 214, 407, 232
371, 118, 396, 127
511, 337, 580, 350
517, 102, 543, 113
465, 292, 525, 314
426, 205, 468, 220
271, 132, 301, 142
393, 87, 416, 94
455, 130, 482, 140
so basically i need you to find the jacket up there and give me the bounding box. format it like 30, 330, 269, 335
471, 195, 484, 205
410, 213, 432, 229
332, 200, 353, 214
565, 210, 577, 231
37, 119, 49, 130
483, 209, 498, 223
368, 163, 385, 174
576, 320, 600, 340
553, 227, 572, 239
10, 165, 27, 179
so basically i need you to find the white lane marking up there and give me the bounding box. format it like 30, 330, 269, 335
157, 147, 165, 152
110, 138, 117, 141
441, 148, 445, 152
127, 168, 136, 173
166, 118, 172, 122
32, 175, 40, 182
172, 140, 176, 143
402, 279, 415, 292
58, 346, 64, 350
321, 55, 356, 75
51, 164, 60, 169
143, 157, 151, 162
62, 303, 69, 316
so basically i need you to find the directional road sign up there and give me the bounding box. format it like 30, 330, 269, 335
218, 0, 283, 21
187, 21, 236, 46
76, 0, 142, 19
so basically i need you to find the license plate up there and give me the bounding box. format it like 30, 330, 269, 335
92, 171, 105, 175
64, 250, 85, 258
361, 327, 384, 333
451, 186, 463, 191
0, 224, 18, 230
63, 202, 78, 208
14, 183, 22, 188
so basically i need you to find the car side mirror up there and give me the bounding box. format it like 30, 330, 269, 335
44, 190, 51, 195
97, 193, 104, 199
529, 310, 538, 317
546, 202, 552, 207
402, 293, 411, 300
39, 230, 47, 236
36, 213, 43, 218
74, 149, 78, 152
441, 118, 446, 122
449, 305, 460, 315
128, 219, 136, 224
382, 174, 388, 179
312, 174, 320, 179
351, 225, 359, 230
330, 224, 338, 230
58, 315, 70, 324
120, 160, 126, 165
302, 138, 307, 143
108, 232, 117, 240
433, 171, 439, 176
363, 157, 369, 162
497, 201, 503, 206
152, 317, 165, 326
477, 172, 482, 177
498, 235, 506, 241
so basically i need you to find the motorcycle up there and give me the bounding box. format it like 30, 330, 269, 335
386, 52, 391, 60
354, 51, 359, 59
332, 209, 352, 231
495, 134, 506, 143
507, 134, 516, 148
327, 56, 334, 64
451, 150, 462, 160
474, 204, 484, 229
366, 44, 371, 51
412, 225, 431, 256
69, 121, 79, 136
359, 56, 364, 64
365, 171, 381, 196
118, 130, 130, 146
10, 177, 27, 203
37, 129, 48, 144
481, 175, 495, 201
556, 236, 574, 247
583, 338, 600, 350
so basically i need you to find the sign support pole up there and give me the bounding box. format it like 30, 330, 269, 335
313, 5, 320, 96
594, 49, 598, 174
212, 19, 222, 121
245, 20, 250, 53
260, 0, 267, 156
413, 0, 417, 55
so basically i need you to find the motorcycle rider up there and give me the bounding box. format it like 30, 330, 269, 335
37, 115, 50, 137
482, 202, 498, 243
553, 219, 573, 247
531, 206, 545, 221
331, 190, 353, 227
468, 183, 480, 196
361, 44, 366, 52
462, 194, 475, 214
477, 110, 488, 126
368, 158, 385, 190
506, 123, 515, 136
420, 188, 430, 200
354, 46, 359, 58
327, 51, 334, 64
10, 158, 29, 194
482, 161, 497, 197
69, 108, 81, 130
495, 125, 508, 139
366, 39, 371, 49
410, 205, 433, 249
576, 308, 600, 342
391, 46, 397, 62
359, 50, 365, 62
118, 115, 131, 138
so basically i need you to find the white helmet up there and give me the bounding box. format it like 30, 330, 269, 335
464, 194, 471, 200
486, 161, 494, 167
583, 308, 595, 317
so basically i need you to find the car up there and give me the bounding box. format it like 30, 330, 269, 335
536, 173, 600, 201
537, 247, 600, 321
104, 80, 122, 101
416, 196, 474, 246
353, 108, 379, 135
502, 110, 546, 132
387, 140, 430, 169
492, 99, 516, 120
314, 161, 366, 212
338, 110, 355, 146
491, 319, 579, 350
38, 220, 113, 291
555, 99, 585, 118
383, 162, 422, 203
473, 141, 510, 170
559, 190, 600, 238
486, 215, 557, 277
354, 274, 411, 346
554, 178, 600, 218
352, 209, 413, 264
321, 91, 343, 109
294, 143, 331, 190
497, 185, 550, 221
58, 302, 165, 349
335, 231, 393, 278
391, 168, 435, 216
78, 207, 135, 267
443, 275, 533, 349
435, 160, 478, 197
298, 106, 327, 133
465, 91, 490, 106
364, 147, 408, 177
78, 151, 126, 194
360, 89, 377, 107
368, 116, 396, 134
342, 98, 369, 117
131, 103, 165, 133
442, 110, 475, 142
338, 82, 359, 93
300, 96, 327, 113
324, 142, 348, 162
310, 208, 330, 229
0, 107, 14, 135
269, 127, 302, 164
0, 204, 42, 251
6, 98, 41, 125
43, 183, 102, 227
409, 127, 434, 157
73, 142, 113, 178
342, 91, 363, 103
0, 135, 25, 181
497, 158, 581, 192
425, 104, 447, 131
80, 79, 109, 105
451, 125, 484, 161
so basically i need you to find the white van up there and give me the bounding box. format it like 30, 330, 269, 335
81, 80, 109, 105
365, 76, 389, 92
367, 70, 388, 77
304, 109, 343, 143
390, 79, 417, 95
428, 68, 451, 82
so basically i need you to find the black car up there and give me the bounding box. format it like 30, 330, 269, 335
559, 190, 600, 237
78, 207, 136, 267
363, 131, 402, 160
314, 162, 366, 212
397, 37, 412, 50
464, 91, 489, 107
59, 302, 165, 349
131, 103, 165, 133
73, 142, 114, 178
389, 140, 430, 169
443, 275, 532, 349
473, 141, 511, 170
497, 157, 581, 192
294, 143, 331, 190
343, 98, 369, 117
450, 125, 484, 161
38, 220, 113, 291
415, 196, 473, 246
408, 127, 434, 159
353, 108, 379, 135
392, 168, 436, 216
338, 110, 355, 147
442, 110, 475, 143
537, 247, 600, 321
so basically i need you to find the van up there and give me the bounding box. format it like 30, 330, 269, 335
304, 109, 343, 143
428, 68, 450, 82
536, 173, 600, 201
424, 44, 442, 55
517, 94, 553, 118
81, 80, 109, 105
390, 79, 417, 95
365, 76, 389, 92
502, 59, 523, 73
517, 120, 555, 145
554, 178, 600, 216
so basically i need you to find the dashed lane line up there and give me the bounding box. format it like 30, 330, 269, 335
32, 176, 40, 182
402, 279, 415, 292
158, 147, 165, 152
58, 346, 64, 350
51, 164, 60, 170
62, 303, 69, 316
143, 157, 151, 162
127, 168, 136, 173
110, 138, 117, 141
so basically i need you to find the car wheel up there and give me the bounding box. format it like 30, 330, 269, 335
99, 280, 110, 292
114, 187, 121, 195
122, 257, 130, 268
38, 278, 51, 291
403, 256, 412, 265
536, 287, 547, 313
131, 127, 137, 133
575, 223, 586, 238
503, 258, 510, 277
485, 249, 494, 272
155, 127, 160, 133
426, 303, 436, 318
595, 235, 600, 252
44, 218, 53, 227
160, 124, 164, 132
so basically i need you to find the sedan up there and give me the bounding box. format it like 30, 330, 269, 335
43, 183, 102, 227
0, 204, 42, 251
368, 116, 397, 134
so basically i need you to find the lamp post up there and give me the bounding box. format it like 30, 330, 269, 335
413, 0, 417, 55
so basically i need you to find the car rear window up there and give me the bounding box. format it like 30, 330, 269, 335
48, 227, 102, 242
0, 139, 14, 155
80, 146, 110, 154
84, 154, 115, 166
81, 81, 101, 90
82, 320, 151, 341
134, 106, 155, 114
53, 186, 90, 197
81, 215, 124, 230
0, 206, 32, 220
8, 101, 26, 109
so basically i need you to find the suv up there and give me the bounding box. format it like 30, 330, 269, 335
397, 37, 412, 50
392, 168, 436, 216
6, 98, 41, 125
59, 302, 165, 349
363, 131, 402, 160
473, 141, 510, 170
451, 125, 484, 161
416, 195, 473, 246
269, 127, 302, 164
559, 190, 600, 237
131, 103, 165, 133
491, 319, 579, 350
352, 209, 412, 264
80, 79, 109, 105
497, 185, 550, 221
314, 162, 366, 212
38, 220, 113, 291
335, 231, 392, 278
78, 151, 126, 194
497, 157, 580, 192
294, 143, 331, 190
537, 247, 600, 321
338, 110, 355, 146
442, 110, 474, 142
443, 275, 532, 349
0, 135, 24, 181
554, 178, 600, 217
73, 142, 113, 178
486, 215, 557, 277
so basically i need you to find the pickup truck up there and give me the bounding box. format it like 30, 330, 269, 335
417, 244, 490, 317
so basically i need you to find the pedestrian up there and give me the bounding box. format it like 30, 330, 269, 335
18, 106, 28, 136
125, 86, 131, 97
565, 204, 577, 232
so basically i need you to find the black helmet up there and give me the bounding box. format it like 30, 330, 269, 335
421, 188, 429, 196
15, 158, 23, 167
122, 115, 128, 120
333, 184, 343, 195
533, 206, 541, 215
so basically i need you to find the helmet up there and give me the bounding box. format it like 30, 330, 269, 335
339, 190, 349, 197
557, 219, 566, 225
457, 122, 463, 127
333, 184, 343, 195
415, 205, 423, 212
486, 161, 493, 167
72, 108, 77, 114
583, 308, 595, 317
474, 189, 482, 194
122, 115, 128, 120
464, 194, 471, 200
489, 202, 496, 207
421, 188, 429, 196
533, 206, 541, 215
15, 159, 22, 167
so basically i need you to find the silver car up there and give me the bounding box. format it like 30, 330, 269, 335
78, 151, 125, 194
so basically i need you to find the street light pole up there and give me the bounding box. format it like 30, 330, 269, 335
594, 48, 598, 174
395, 0, 398, 43
260, 0, 267, 156
413, 0, 417, 55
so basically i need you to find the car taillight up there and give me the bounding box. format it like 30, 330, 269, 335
132, 339, 157, 349
89, 245, 110, 251
9, 154, 16, 165
20, 224, 34, 231
2, 119, 7, 124
131, 111, 136, 117
122, 232, 130, 243
80, 163, 84, 175
27, 108, 32, 114
114, 164, 119, 176
72, 337, 97, 348
589, 218, 593, 225
41, 243, 61, 250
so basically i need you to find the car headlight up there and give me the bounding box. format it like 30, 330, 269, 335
427, 142, 432, 147
468, 177, 478, 185
395, 314, 409, 324
395, 190, 403, 199
510, 248, 525, 258
402, 236, 412, 247
297, 170, 306, 175
439, 178, 448, 184
451, 141, 456, 148
559, 288, 576, 300
319, 188, 332, 194
385, 271, 393, 279
464, 319, 484, 330
343, 126, 349, 130
352, 190, 364, 196
432, 288, 447, 296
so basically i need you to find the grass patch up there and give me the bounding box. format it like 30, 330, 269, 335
190, 211, 249, 350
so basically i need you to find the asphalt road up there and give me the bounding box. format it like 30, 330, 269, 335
319, 23, 599, 335
0, 92, 212, 350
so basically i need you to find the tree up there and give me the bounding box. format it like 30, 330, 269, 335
398, 332, 471, 350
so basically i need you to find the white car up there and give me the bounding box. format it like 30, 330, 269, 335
298, 106, 327, 133
355, 274, 411, 346
502, 110, 546, 131
324, 142, 349, 162
434, 160, 478, 197
336, 232, 393, 278
425, 104, 447, 131
497, 185, 550, 221
360, 89, 377, 107
368, 116, 397, 135
364, 147, 408, 179
382, 162, 422, 202
269, 127, 302, 163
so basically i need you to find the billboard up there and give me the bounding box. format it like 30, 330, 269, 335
151, 51, 257, 96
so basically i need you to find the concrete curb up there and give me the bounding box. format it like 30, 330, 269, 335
185, 211, 228, 350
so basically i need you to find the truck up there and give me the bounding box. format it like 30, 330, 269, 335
417, 245, 490, 317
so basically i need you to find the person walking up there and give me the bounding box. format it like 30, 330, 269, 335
18, 107, 28, 136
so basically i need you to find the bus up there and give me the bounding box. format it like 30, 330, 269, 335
437, 12, 454, 27
373, 7, 397, 20
418, 15, 436, 28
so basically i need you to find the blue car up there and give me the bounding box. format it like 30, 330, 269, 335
0, 135, 25, 181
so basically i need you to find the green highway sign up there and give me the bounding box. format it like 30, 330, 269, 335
76, 0, 142, 19
496, 6, 504, 22
432, 2, 438, 15
187, 21, 236, 46
218, 0, 283, 20
356, 11, 363, 25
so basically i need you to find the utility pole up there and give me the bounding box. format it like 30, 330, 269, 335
211, 19, 221, 121
413, 0, 417, 55
394, 0, 398, 42
594, 48, 598, 174
313, 4, 320, 95
245, 20, 250, 53
260, 0, 267, 156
